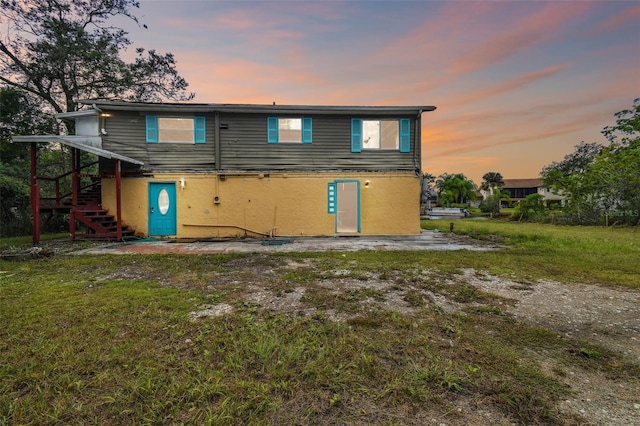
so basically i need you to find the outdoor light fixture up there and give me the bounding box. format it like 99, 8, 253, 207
99, 113, 111, 135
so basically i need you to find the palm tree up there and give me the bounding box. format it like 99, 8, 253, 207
421, 172, 435, 187
436, 173, 477, 205
480, 172, 505, 196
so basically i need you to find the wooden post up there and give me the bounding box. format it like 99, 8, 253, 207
70, 147, 78, 239
30, 143, 40, 246
115, 159, 122, 241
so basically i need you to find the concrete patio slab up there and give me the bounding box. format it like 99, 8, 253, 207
74, 230, 498, 255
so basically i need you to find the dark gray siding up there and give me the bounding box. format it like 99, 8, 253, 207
219, 113, 419, 171
100, 109, 420, 173
100, 110, 216, 172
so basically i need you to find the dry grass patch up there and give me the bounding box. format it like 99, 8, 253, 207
2, 222, 639, 424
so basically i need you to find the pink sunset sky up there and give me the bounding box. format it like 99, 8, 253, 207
121, 0, 639, 185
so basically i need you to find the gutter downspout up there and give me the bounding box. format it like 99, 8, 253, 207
31, 143, 40, 246
414, 110, 422, 175
214, 111, 221, 170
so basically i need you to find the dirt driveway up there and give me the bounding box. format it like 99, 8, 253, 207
460, 269, 640, 425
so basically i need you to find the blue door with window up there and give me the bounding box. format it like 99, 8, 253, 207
148, 182, 177, 236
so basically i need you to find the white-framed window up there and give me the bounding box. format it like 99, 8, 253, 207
351, 118, 411, 152
267, 117, 312, 143
279, 118, 302, 142
362, 120, 399, 149
146, 116, 206, 144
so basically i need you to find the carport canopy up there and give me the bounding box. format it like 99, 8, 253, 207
13, 134, 142, 245
11, 135, 144, 165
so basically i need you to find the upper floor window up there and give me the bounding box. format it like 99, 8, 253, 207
351, 118, 410, 153
267, 117, 312, 143
363, 120, 399, 149
146, 116, 206, 144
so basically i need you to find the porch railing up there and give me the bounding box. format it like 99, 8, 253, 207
36, 160, 100, 209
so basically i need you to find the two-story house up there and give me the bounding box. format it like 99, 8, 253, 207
502, 178, 565, 206
14, 101, 436, 242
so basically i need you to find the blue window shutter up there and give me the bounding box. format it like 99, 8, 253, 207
146, 115, 158, 143
194, 116, 206, 143
351, 118, 362, 153
302, 117, 312, 143
267, 117, 278, 143
399, 118, 410, 152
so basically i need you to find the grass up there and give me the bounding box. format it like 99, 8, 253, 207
0, 233, 69, 250
1, 221, 639, 424
422, 219, 640, 288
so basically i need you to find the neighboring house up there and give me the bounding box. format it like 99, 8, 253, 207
469, 192, 483, 208
502, 178, 565, 206
14, 101, 436, 242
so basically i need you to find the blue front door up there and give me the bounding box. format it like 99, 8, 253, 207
148, 182, 177, 236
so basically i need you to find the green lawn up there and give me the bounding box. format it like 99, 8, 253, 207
422, 219, 640, 288
1, 222, 638, 425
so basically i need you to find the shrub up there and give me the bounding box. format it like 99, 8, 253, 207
512, 194, 548, 222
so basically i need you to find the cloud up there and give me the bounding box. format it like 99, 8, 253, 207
375, 1, 596, 103
589, 4, 640, 35
175, 52, 331, 103
128, 0, 636, 183
452, 3, 593, 74
442, 63, 573, 109
422, 103, 611, 160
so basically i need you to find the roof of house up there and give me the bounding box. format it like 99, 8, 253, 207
502, 178, 544, 188
79, 100, 437, 116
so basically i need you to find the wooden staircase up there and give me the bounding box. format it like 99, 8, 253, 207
69, 183, 136, 240
28, 148, 136, 246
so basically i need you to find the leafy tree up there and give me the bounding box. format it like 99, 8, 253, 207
0, 87, 57, 235
602, 98, 640, 147
586, 142, 640, 225
435, 173, 477, 205
541, 99, 640, 225
593, 98, 640, 224
1, 0, 195, 236
541, 142, 603, 224
480, 171, 504, 196
421, 172, 435, 187
0, 0, 194, 123
541, 142, 603, 181
479, 189, 510, 216
0, 87, 57, 168
513, 193, 546, 222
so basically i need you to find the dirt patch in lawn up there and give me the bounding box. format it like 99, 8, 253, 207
183, 256, 640, 425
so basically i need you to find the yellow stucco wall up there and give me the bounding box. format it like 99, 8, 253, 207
101, 172, 421, 238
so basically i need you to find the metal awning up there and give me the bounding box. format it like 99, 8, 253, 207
12, 135, 144, 166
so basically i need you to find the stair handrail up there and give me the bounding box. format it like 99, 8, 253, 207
36, 160, 100, 208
